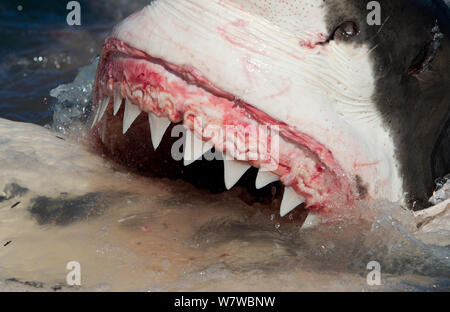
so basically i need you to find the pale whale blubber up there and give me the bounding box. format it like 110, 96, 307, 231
0, 0, 449, 291
0, 119, 449, 291
92, 0, 450, 221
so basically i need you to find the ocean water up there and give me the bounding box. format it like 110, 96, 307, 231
0, 0, 148, 125
0, 0, 449, 292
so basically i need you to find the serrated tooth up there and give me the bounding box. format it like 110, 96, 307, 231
255, 170, 279, 189
91, 106, 101, 129
280, 187, 305, 217
113, 88, 123, 116
122, 99, 141, 134
148, 113, 171, 150
300, 212, 321, 229
223, 159, 251, 190
98, 96, 110, 122
91, 97, 108, 128
184, 130, 213, 166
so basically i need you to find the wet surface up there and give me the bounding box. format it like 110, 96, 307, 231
0, 119, 448, 291
29, 192, 131, 226
0, 183, 29, 202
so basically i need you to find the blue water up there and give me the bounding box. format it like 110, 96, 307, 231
0, 0, 148, 125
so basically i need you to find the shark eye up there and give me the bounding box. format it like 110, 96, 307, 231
335, 21, 360, 39
319, 21, 360, 45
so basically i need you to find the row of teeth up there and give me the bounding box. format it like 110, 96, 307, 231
92, 93, 320, 226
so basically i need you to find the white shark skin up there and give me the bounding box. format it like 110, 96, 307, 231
111, 0, 403, 205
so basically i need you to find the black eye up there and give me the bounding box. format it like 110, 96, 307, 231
327, 21, 360, 41
338, 21, 359, 38
318, 21, 360, 45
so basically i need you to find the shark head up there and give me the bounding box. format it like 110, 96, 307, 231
92, 0, 450, 220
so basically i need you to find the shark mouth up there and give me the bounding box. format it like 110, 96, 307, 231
92, 38, 361, 219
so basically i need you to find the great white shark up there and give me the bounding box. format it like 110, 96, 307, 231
88, 0, 450, 223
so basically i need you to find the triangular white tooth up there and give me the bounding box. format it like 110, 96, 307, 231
113, 88, 123, 116
280, 187, 305, 217
91, 109, 100, 129
98, 96, 110, 122
122, 99, 142, 134
148, 113, 171, 150
300, 212, 321, 229
184, 130, 213, 166
223, 159, 251, 190
91, 98, 104, 128
255, 170, 279, 189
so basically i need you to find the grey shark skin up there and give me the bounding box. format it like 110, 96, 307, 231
92, 0, 450, 218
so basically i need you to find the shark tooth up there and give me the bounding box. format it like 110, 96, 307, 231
98, 96, 110, 122
223, 159, 251, 190
122, 99, 142, 134
113, 88, 123, 116
91, 106, 101, 129
280, 186, 305, 217
183, 130, 213, 166
255, 170, 279, 189
91, 96, 109, 129
300, 212, 321, 229
148, 113, 171, 150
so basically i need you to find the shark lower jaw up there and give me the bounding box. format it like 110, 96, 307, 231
92, 38, 361, 219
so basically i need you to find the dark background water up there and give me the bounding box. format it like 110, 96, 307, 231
0, 0, 148, 125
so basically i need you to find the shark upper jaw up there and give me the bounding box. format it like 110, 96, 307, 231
93, 38, 360, 218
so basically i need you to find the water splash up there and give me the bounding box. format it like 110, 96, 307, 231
49, 56, 98, 134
